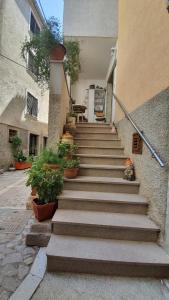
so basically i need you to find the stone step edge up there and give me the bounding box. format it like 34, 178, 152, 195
58, 191, 147, 205
78, 146, 124, 149
75, 138, 121, 141
76, 154, 127, 159
64, 176, 140, 186
79, 164, 126, 170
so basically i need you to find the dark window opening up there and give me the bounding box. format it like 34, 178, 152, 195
9, 129, 17, 143
27, 92, 38, 117
29, 134, 38, 156
28, 51, 38, 76
43, 137, 48, 149
30, 12, 40, 35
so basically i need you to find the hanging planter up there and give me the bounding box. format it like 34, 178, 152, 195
50, 44, 66, 61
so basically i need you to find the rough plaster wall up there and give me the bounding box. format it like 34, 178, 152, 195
116, 88, 169, 243
64, 0, 118, 38
0, 0, 49, 166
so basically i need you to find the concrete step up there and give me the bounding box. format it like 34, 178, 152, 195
76, 127, 114, 133
58, 190, 148, 214
77, 146, 124, 155
76, 123, 110, 127
75, 138, 121, 147
52, 209, 159, 242
64, 176, 139, 194
47, 235, 169, 277
75, 132, 117, 140
79, 164, 125, 178
76, 154, 127, 165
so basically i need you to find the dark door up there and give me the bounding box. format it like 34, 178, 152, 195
29, 134, 38, 156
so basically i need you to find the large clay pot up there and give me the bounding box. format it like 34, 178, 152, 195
61, 131, 74, 145
50, 44, 66, 61
64, 168, 79, 179
15, 162, 32, 170
32, 199, 57, 222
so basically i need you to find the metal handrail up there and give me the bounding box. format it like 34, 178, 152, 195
113, 93, 166, 167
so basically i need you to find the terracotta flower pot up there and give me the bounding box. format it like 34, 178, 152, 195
15, 162, 32, 170
64, 168, 79, 179
43, 163, 60, 170
61, 131, 74, 145
50, 44, 66, 61
32, 199, 57, 222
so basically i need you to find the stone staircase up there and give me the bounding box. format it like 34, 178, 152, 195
47, 123, 169, 277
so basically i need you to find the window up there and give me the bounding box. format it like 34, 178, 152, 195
30, 12, 40, 35
29, 134, 38, 156
27, 92, 38, 118
28, 51, 38, 76
9, 129, 17, 143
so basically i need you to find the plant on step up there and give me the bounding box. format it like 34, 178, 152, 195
63, 158, 80, 179
57, 142, 78, 159
31, 168, 64, 221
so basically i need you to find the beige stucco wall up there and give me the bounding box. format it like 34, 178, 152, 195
115, 0, 169, 121
0, 0, 49, 166
64, 0, 118, 38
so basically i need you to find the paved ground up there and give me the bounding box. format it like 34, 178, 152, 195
32, 272, 169, 300
0, 171, 38, 300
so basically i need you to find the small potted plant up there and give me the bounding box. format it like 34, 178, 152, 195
31, 168, 64, 221
57, 142, 78, 160
42, 149, 63, 170
64, 158, 80, 179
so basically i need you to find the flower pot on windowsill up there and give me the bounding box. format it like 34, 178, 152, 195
32, 199, 57, 222
64, 168, 79, 179
50, 44, 66, 61
15, 162, 32, 170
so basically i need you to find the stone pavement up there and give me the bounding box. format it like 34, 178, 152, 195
0, 170, 38, 300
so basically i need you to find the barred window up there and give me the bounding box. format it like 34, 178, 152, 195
27, 92, 38, 117
30, 12, 40, 35
9, 129, 17, 143
28, 51, 38, 76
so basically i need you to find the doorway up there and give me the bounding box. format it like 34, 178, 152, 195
29, 134, 38, 156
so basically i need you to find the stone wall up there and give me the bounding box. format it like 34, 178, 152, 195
116, 87, 169, 243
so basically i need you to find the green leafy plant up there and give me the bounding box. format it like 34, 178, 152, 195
31, 168, 64, 204
57, 143, 78, 158
42, 149, 63, 165
21, 17, 80, 88
16, 151, 27, 162
11, 136, 23, 161
21, 17, 62, 87
63, 158, 80, 169
64, 40, 81, 84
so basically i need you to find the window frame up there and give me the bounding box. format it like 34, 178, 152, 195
26, 92, 38, 119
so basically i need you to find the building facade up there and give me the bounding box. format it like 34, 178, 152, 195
0, 0, 49, 168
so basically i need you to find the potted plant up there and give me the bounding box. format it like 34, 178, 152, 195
57, 142, 78, 160
21, 17, 80, 89
42, 149, 63, 170
63, 158, 80, 179
31, 168, 64, 221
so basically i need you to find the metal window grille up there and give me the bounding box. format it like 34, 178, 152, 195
27, 92, 38, 117
9, 129, 17, 143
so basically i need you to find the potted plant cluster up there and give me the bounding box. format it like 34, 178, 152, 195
63, 158, 80, 179
30, 168, 64, 221
57, 142, 78, 160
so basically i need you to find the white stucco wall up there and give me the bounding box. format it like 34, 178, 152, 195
64, 0, 118, 38
0, 0, 49, 166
